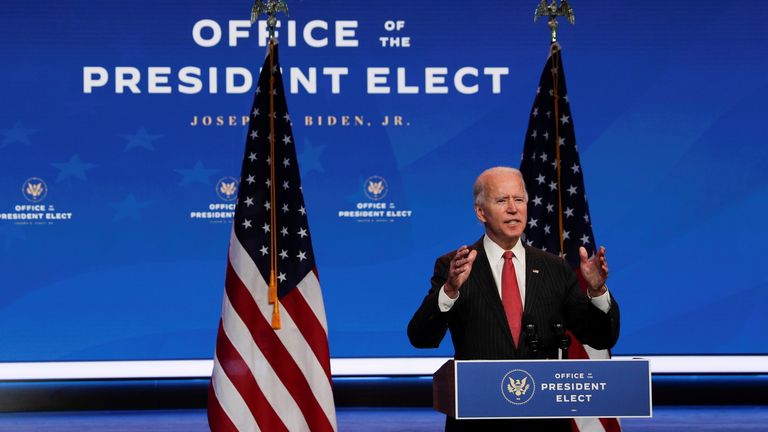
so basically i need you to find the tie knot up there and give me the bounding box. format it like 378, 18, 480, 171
503, 251, 514, 260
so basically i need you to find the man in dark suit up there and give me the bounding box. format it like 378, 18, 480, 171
408, 166, 620, 432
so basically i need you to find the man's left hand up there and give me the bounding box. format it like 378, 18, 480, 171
579, 245, 608, 297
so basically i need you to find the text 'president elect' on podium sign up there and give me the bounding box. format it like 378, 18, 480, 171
434, 359, 652, 419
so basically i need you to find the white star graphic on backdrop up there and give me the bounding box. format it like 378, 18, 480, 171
544, 225, 551, 234
529, 218, 538, 228
567, 185, 578, 196
531, 130, 538, 139
526, 239, 534, 246
543, 131, 550, 141
279, 249, 288, 259
559, 137, 566, 146
560, 114, 570, 125
540, 153, 548, 162
262, 223, 270, 233
244, 197, 254, 207
281, 226, 288, 236
277, 272, 286, 282
282, 203, 289, 213
260, 246, 269, 256
250, 130, 258, 140
563, 230, 570, 240
246, 175, 255, 184
255, 86, 261, 95
564, 207, 574, 218
252, 108, 260, 117
571, 163, 580, 174
546, 203, 554, 213
282, 134, 292, 145
297, 251, 307, 261
283, 112, 291, 122
248, 152, 257, 161
531, 152, 537, 161
266, 156, 271, 165
536, 174, 546, 184
242, 219, 252, 229
283, 158, 290, 167
299, 206, 306, 215
583, 214, 590, 223
282, 181, 289, 190
264, 201, 271, 211
297, 228, 308, 238
532, 107, 539, 117
265, 178, 271, 188
563, 94, 570, 103
548, 181, 557, 191
580, 234, 590, 245
532, 196, 543, 206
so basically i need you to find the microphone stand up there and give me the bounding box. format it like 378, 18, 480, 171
553, 322, 571, 360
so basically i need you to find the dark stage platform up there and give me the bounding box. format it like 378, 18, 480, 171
1, 406, 768, 432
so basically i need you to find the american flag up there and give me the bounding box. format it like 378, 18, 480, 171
208, 43, 337, 432
519, 43, 621, 432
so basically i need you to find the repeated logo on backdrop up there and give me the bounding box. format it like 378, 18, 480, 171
0, 177, 74, 224
188, 176, 239, 223
337, 175, 413, 223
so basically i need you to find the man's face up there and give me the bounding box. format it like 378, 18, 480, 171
474, 171, 528, 249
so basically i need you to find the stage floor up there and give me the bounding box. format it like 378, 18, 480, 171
0, 406, 766, 431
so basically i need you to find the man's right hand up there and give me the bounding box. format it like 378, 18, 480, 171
444, 245, 477, 299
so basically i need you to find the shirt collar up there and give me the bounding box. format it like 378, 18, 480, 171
483, 234, 526, 263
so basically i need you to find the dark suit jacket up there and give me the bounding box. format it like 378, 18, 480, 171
407, 238, 620, 432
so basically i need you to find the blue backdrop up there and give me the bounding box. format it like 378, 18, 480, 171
1, 0, 766, 361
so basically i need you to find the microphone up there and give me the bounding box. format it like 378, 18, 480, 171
551, 317, 571, 360
522, 315, 541, 357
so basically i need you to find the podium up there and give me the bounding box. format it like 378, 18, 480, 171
433, 359, 652, 420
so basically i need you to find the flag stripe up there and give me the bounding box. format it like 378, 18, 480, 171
573, 418, 607, 432
300, 269, 330, 335
226, 257, 334, 432
218, 306, 291, 432
219, 286, 310, 431
208, 376, 243, 432
599, 417, 622, 432
229, 238, 337, 424
281, 282, 333, 380
211, 352, 260, 432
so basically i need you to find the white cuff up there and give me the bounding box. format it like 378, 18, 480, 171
438, 285, 458, 312
589, 289, 611, 313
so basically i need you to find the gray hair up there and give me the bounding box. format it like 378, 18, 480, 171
473, 166, 528, 205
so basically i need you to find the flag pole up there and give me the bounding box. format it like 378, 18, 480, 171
252, 0, 290, 329
534, 0, 574, 256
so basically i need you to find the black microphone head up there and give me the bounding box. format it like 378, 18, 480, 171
521, 314, 537, 336
551, 316, 565, 336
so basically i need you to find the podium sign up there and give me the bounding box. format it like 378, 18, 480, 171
434, 359, 652, 419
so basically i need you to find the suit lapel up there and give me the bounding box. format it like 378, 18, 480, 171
467, 238, 515, 347
523, 245, 541, 314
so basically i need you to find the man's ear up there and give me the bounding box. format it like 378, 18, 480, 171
475, 204, 486, 223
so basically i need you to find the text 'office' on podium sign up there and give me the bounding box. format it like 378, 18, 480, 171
433, 359, 652, 420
